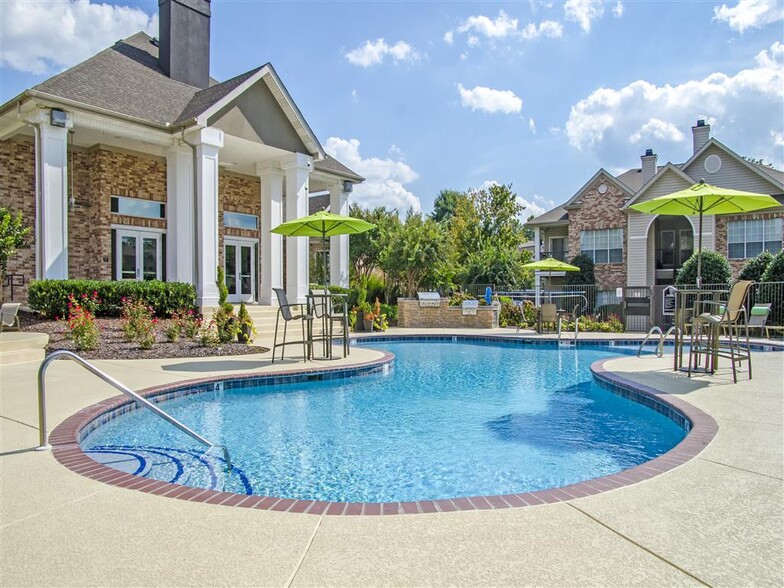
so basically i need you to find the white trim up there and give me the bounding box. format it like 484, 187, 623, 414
222, 235, 258, 244
110, 223, 166, 234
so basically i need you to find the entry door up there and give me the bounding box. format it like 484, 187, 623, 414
116, 230, 162, 281
224, 240, 255, 303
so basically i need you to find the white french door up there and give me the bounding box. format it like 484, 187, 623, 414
224, 239, 256, 303
116, 229, 162, 281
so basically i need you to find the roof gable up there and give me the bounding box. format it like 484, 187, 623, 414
563, 168, 634, 209
680, 138, 784, 194
623, 163, 695, 208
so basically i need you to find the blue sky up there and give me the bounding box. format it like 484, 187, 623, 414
1, 1, 783, 217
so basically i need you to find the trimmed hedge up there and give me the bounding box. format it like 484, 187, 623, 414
28, 280, 197, 318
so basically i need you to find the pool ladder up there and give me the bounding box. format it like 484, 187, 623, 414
637, 326, 680, 358
36, 350, 232, 471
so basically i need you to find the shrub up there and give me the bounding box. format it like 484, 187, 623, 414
63, 295, 100, 351
197, 320, 221, 347
760, 249, 784, 283
448, 292, 476, 306
739, 250, 774, 282
676, 251, 731, 285
120, 298, 157, 349
28, 280, 196, 318
758, 250, 784, 326
564, 255, 595, 285
498, 296, 523, 328
380, 303, 398, 323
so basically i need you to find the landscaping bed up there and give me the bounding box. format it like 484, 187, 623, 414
19, 311, 268, 361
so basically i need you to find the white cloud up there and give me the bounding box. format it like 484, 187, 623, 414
612, 1, 624, 17
714, 0, 784, 33
0, 0, 157, 74
467, 34, 481, 48
773, 130, 784, 147
521, 20, 564, 39
345, 39, 421, 67
457, 10, 519, 39
519, 194, 558, 218
325, 137, 421, 213
565, 42, 784, 168
443, 30, 454, 45
458, 84, 523, 114
529, 118, 537, 134
350, 89, 359, 102
564, 0, 605, 32
628, 118, 686, 144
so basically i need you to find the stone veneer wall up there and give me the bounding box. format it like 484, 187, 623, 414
567, 179, 627, 289
397, 298, 498, 329
217, 171, 261, 272
0, 138, 35, 302
714, 210, 784, 278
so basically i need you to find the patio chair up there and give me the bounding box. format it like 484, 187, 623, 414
689, 280, 753, 383
746, 303, 771, 337
272, 288, 311, 363
309, 289, 350, 359
537, 303, 559, 334
0, 303, 21, 332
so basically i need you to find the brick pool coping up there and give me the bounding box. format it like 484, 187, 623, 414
50, 339, 719, 515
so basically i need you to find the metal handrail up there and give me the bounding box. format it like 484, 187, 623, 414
36, 350, 232, 471
637, 326, 679, 357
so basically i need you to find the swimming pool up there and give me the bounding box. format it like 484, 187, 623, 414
80, 339, 687, 503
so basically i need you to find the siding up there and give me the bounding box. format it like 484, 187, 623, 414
633, 170, 691, 203
683, 144, 782, 194
627, 212, 655, 286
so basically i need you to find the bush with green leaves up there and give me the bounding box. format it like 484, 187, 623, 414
675, 251, 731, 285
0, 208, 32, 302
498, 296, 523, 328
739, 250, 774, 282
564, 255, 595, 285
758, 250, 784, 326
28, 280, 196, 318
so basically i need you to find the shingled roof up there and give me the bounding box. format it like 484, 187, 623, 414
314, 155, 363, 182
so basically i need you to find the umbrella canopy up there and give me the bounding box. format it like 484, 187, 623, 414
523, 258, 580, 302
271, 210, 376, 288
629, 180, 780, 285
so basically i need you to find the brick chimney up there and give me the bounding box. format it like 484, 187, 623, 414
692, 119, 711, 154
158, 0, 211, 89
641, 148, 658, 184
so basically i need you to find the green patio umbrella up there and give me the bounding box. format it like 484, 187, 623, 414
522, 257, 580, 301
271, 210, 376, 289
629, 180, 780, 286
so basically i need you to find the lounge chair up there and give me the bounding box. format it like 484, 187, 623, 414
746, 303, 771, 337
689, 280, 753, 383
0, 303, 21, 332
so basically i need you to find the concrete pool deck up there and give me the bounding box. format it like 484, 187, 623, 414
1, 329, 782, 586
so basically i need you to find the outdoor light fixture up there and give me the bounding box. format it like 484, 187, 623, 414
50, 109, 67, 128
343, 181, 353, 193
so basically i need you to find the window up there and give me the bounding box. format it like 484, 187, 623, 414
110, 196, 165, 219
223, 211, 259, 230
580, 228, 623, 264
727, 218, 782, 259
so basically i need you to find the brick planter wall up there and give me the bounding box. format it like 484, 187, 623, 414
397, 298, 498, 328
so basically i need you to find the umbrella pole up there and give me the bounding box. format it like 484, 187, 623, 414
321, 234, 328, 290
697, 201, 703, 288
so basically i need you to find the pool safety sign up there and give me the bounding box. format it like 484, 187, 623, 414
462, 300, 479, 315
663, 286, 677, 316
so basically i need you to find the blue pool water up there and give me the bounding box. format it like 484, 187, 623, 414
83, 341, 686, 502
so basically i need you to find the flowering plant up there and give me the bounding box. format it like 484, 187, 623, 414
120, 297, 157, 349
63, 294, 100, 351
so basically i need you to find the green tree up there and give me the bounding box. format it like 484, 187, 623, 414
564, 254, 596, 285
523, 214, 536, 242
458, 245, 533, 289
382, 211, 452, 296
0, 208, 32, 303
675, 251, 732, 285
759, 250, 784, 326
739, 250, 774, 282
348, 204, 399, 285
431, 189, 463, 223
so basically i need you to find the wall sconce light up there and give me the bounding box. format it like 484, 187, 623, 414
343, 181, 353, 193
50, 108, 67, 128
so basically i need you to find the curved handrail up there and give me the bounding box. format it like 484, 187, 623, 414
36, 350, 232, 471
637, 326, 680, 358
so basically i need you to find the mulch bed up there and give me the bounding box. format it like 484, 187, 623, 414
19, 311, 269, 361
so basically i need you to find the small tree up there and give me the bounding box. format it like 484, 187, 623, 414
564, 255, 595, 285
759, 250, 784, 326
676, 251, 731, 285
0, 208, 32, 303
739, 250, 774, 282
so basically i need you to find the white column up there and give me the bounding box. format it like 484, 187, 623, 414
533, 226, 542, 306
165, 145, 194, 283
329, 182, 351, 288
186, 127, 223, 309
282, 153, 312, 304
257, 162, 284, 305
33, 110, 72, 279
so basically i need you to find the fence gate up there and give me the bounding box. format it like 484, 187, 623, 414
623, 286, 652, 332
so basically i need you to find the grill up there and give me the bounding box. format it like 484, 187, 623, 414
417, 292, 441, 307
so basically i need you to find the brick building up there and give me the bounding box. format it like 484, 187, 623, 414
0, 0, 362, 308
526, 120, 784, 290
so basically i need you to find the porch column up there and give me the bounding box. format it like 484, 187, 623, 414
329, 181, 351, 288
534, 226, 541, 306
282, 153, 312, 304
165, 145, 194, 283
33, 110, 72, 279
186, 127, 223, 309
257, 162, 284, 305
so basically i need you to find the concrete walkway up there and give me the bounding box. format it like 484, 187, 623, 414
1, 330, 782, 586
